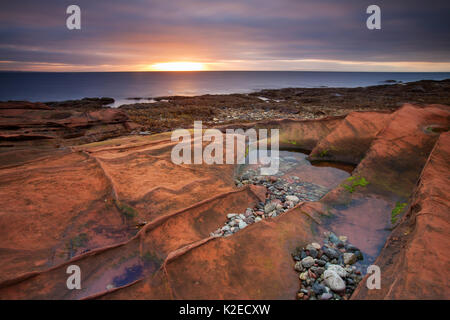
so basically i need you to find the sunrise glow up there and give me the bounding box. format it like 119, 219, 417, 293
149, 62, 206, 71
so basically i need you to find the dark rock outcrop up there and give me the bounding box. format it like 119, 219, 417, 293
0, 101, 139, 166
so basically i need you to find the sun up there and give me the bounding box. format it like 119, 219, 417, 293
149, 62, 206, 71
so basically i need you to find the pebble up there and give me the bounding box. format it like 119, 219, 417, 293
299, 271, 308, 280
343, 252, 357, 265
323, 270, 346, 292
316, 259, 326, 267
327, 232, 340, 245
285, 195, 300, 203
320, 293, 333, 300
301, 256, 315, 268
238, 221, 248, 229
312, 282, 326, 295
306, 245, 318, 258
294, 261, 303, 272
354, 250, 364, 260
244, 217, 254, 224
284, 201, 294, 208
323, 247, 340, 259
264, 202, 277, 214
327, 264, 348, 278
244, 208, 254, 217
310, 266, 325, 276
292, 235, 365, 300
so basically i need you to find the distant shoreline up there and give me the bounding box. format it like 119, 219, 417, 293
3, 78, 445, 135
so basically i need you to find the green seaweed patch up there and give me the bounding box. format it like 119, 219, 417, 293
114, 200, 137, 219
391, 202, 407, 224
319, 149, 329, 157
281, 139, 298, 145
342, 176, 369, 193
425, 126, 448, 134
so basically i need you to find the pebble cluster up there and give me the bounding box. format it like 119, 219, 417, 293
210, 165, 329, 237
292, 232, 364, 300
212, 108, 296, 124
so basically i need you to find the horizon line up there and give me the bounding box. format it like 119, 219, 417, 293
1, 70, 450, 73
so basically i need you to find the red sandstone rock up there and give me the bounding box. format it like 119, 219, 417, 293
352, 131, 450, 299
0, 102, 137, 155
309, 111, 392, 164
0, 105, 448, 300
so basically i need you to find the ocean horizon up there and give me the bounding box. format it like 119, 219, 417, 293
1, 71, 449, 107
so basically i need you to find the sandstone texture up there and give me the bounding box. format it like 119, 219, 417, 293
0, 102, 448, 300
0, 101, 138, 167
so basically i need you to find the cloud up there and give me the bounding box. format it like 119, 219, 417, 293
1, 0, 449, 71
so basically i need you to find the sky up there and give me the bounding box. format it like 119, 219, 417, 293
0, 0, 449, 72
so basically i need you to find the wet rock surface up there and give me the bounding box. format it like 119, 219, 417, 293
293, 232, 364, 300
352, 131, 450, 299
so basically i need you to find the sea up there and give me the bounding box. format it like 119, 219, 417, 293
1, 71, 449, 107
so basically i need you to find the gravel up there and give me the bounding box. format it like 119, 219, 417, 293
292, 232, 364, 300
210, 167, 330, 238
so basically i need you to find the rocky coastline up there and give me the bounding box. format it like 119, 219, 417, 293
1, 79, 448, 148
120, 79, 450, 133
0, 79, 448, 300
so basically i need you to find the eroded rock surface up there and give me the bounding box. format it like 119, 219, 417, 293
0, 101, 138, 167
309, 111, 392, 164
352, 131, 450, 299
0, 104, 448, 300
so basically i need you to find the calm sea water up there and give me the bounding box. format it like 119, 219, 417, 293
1, 71, 449, 106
